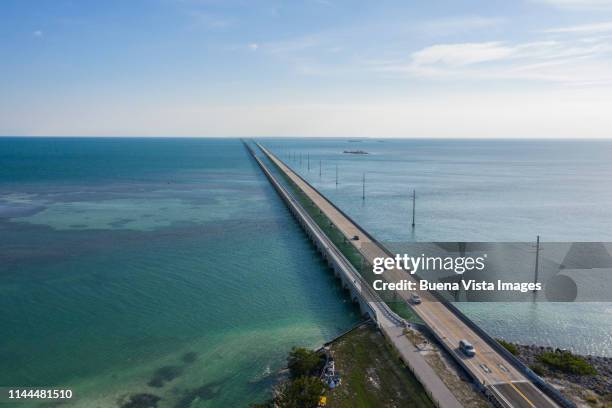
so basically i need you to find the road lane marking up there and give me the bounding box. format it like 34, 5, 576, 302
263, 146, 554, 408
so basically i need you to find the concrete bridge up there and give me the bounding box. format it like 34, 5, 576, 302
244, 141, 464, 407
245, 140, 573, 408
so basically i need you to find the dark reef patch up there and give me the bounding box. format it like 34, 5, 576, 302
148, 365, 183, 388
181, 351, 198, 364
174, 380, 224, 408
118, 393, 161, 408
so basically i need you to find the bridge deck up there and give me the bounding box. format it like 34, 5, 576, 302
246, 144, 463, 408
257, 143, 559, 408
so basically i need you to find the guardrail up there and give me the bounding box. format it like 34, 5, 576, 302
248, 141, 467, 408
253, 144, 407, 321
434, 297, 576, 408
256, 142, 577, 408
245, 141, 406, 326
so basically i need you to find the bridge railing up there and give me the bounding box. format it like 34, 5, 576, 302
258, 142, 577, 408
256, 144, 418, 318
246, 142, 387, 320
246, 141, 408, 328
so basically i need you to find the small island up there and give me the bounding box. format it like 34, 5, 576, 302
343, 150, 369, 155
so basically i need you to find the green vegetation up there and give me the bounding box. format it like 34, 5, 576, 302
252, 347, 326, 408
537, 351, 597, 375
388, 297, 422, 322
497, 339, 519, 356
275, 376, 327, 408
263, 156, 368, 271
279, 169, 364, 270
326, 324, 434, 408
530, 364, 546, 376
251, 375, 327, 408
266, 157, 423, 324
287, 347, 325, 379
252, 325, 435, 408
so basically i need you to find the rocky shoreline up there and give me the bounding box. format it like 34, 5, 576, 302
508, 343, 611, 406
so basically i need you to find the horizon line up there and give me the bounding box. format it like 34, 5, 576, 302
2, 135, 612, 141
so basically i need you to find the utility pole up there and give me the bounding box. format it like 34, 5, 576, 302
319, 160, 322, 177
362, 173, 366, 200
299, 153, 302, 167
335, 164, 338, 187
307, 153, 310, 171
534, 235, 540, 292
411, 189, 416, 228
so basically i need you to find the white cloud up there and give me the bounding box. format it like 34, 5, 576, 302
378, 33, 612, 86
418, 16, 505, 35
543, 21, 612, 33
32, 30, 43, 37
536, 0, 612, 9
248, 43, 259, 51
411, 42, 514, 66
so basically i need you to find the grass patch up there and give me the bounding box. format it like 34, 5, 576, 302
265, 157, 424, 324
326, 324, 435, 408
530, 364, 546, 377
273, 163, 365, 269
497, 339, 519, 356
388, 300, 422, 322
537, 351, 597, 376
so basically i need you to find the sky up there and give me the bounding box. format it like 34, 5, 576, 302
1, 0, 612, 138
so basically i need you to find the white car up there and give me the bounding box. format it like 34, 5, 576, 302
460, 339, 476, 357
411, 294, 422, 304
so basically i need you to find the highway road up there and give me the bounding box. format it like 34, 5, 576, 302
246, 144, 463, 408
257, 143, 560, 408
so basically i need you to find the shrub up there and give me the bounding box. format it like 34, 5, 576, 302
287, 347, 325, 379
275, 376, 326, 408
497, 339, 519, 356
530, 364, 546, 376
255, 348, 327, 408
537, 351, 597, 376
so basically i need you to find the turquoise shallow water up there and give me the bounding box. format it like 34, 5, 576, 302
1, 137, 611, 408
0, 138, 360, 407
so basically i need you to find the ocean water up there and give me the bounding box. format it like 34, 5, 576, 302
263, 138, 612, 357
1, 138, 611, 408
0, 138, 361, 407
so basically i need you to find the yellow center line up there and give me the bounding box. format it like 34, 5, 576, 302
262, 145, 547, 408
507, 381, 536, 407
